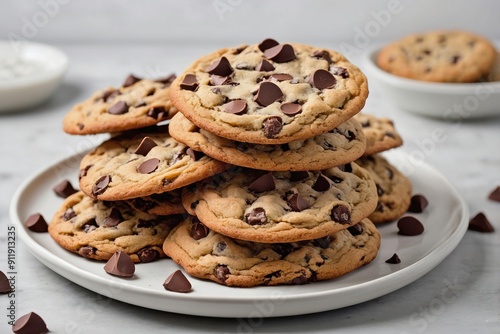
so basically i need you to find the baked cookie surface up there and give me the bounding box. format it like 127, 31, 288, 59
48, 192, 182, 262
163, 216, 380, 287
353, 113, 402, 156
169, 39, 368, 144
63, 75, 178, 135
169, 112, 366, 171
377, 30, 497, 83
124, 189, 186, 216
182, 162, 377, 243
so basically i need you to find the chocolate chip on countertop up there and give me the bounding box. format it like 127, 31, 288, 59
107, 101, 129, 115
331, 205, 351, 225
308, 69, 336, 89
104, 251, 135, 278
385, 253, 401, 264
137, 158, 160, 174
24, 213, 48, 233
254, 81, 283, 107
248, 173, 275, 193
134, 137, 158, 156
245, 207, 267, 225
468, 212, 495, 233
206, 56, 233, 77
180, 74, 198, 91
92, 175, 111, 197
53, 179, 78, 198
122, 74, 142, 87
408, 194, 429, 213
0, 270, 12, 294
262, 116, 283, 138
163, 270, 192, 293
397, 216, 424, 236
223, 99, 247, 115
264, 44, 296, 63
488, 186, 500, 202
12, 312, 49, 334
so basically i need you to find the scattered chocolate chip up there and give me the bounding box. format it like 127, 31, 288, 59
308, 69, 336, 89
82, 218, 98, 233
468, 212, 495, 233
206, 56, 233, 76
12, 312, 48, 334
258, 38, 279, 52
102, 208, 123, 227
92, 175, 111, 197
256, 59, 275, 72
397, 216, 424, 236
313, 235, 332, 249
134, 137, 157, 156
248, 173, 275, 193
0, 270, 12, 293
78, 246, 95, 258
163, 270, 192, 293
331, 66, 349, 78
102, 89, 120, 102
279, 102, 302, 116
290, 171, 309, 182
408, 194, 429, 213
52, 179, 78, 199
24, 213, 48, 233
62, 208, 76, 221
190, 220, 209, 240
331, 205, 351, 225
147, 107, 167, 120
254, 81, 283, 107
262, 116, 283, 138
312, 174, 333, 192
385, 253, 401, 264
347, 223, 364, 236
180, 74, 198, 91
104, 251, 135, 278
214, 265, 230, 283
264, 44, 296, 63
137, 158, 160, 174
245, 207, 267, 225
488, 186, 500, 202
210, 74, 232, 85
222, 99, 247, 115
138, 247, 160, 263
288, 193, 310, 212
122, 74, 142, 87
451, 55, 461, 64
186, 148, 204, 161
312, 50, 332, 64
155, 73, 176, 85
107, 101, 129, 115
270, 73, 293, 81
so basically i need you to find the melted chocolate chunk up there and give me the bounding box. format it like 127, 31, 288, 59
272, 243, 294, 258
308, 69, 336, 89
262, 116, 283, 138
331, 66, 349, 78
206, 57, 233, 76
190, 220, 209, 240
137, 158, 160, 174
397, 216, 424, 236
264, 44, 296, 63
92, 175, 111, 197
347, 223, 364, 236
312, 50, 333, 64
313, 235, 332, 249
312, 174, 333, 192
62, 208, 76, 221
147, 107, 167, 119
330, 205, 351, 225
24, 213, 48, 232
104, 251, 135, 278
138, 247, 160, 263
256, 59, 275, 72
223, 99, 247, 115
290, 171, 309, 182
408, 194, 429, 213
289, 272, 308, 285
163, 270, 192, 293
254, 81, 283, 107
385, 253, 401, 264
468, 212, 495, 233
288, 193, 310, 212
338, 163, 352, 173
12, 312, 49, 334
245, 207, 267, 225
78, 246, 95, 258
180, 74, 198, 91
102, 208, 123, 227
134, 137, 157, 156
258, 38, 279, 52
107, 101, 129, 115
53, 179, 78, 199
248, 173, 275, 193
280, 102, 302, 116
122, 74, 142, 87
82, 218, 98, 233
214, 265, 230, 283
210, 74, 232, 86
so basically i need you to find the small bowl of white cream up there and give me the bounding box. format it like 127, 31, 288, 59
0, 41, 68, 112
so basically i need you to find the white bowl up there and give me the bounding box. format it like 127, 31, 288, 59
363, 46, 500, 120
0, 41, 68, 112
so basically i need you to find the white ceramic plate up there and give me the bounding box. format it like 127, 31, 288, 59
10, 151, 468, 318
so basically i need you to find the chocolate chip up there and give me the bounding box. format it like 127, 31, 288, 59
288, 193, 310, 212
138, 247, 160, 263
248, 173, 275, 193
331, 66, 349, 78
102, 89, 120, 102
134, 137, 157, 156
104, 251, 135, 278
79, 165, 92, 179
155, 73, 176, 85
52, 179, 78, 199
312, 50, 333, 64
338, 163, 352, 173
270, 73, 293, 81
347, 223, 364, 236
451, 55, 461, 64
107, 101, 129, 115
290, 171, 309, 182
272, 243, 294, 258
102, 208, 123, 227
488, 186, 500, 202
180, 74, 198, 91
186, 148, 204, 161
216, 241, 227, 253
376, 184, 384, 196
137, 158, 160, 174
206, 56, 233, 76
313, 235, 332, 249
289, 272, 308, 285
312, 174, 333, 192
280, 102, 302, 116
468, 212, 495, 233
254, 81, 283, 107
92, 175, 111, 197
62, 208, 76, 221
122, 74, 142, 87
223, 99, 247, 115
78, 246, 95, 258
210, 74, 232, 85
77, 122, 84, 130
256, 59, 275, 72
190, 220, 209, 240
245, 207, 267, 225
82, 218, 98, 233
397, 216, 424, 236
0, 270, 12, 293
262, 116, 283, 138
385, 253, 401, 264
136, 219, 154, 228
163, 270, 192, 293
12, 312, 49, 334
24, 213, 48, 233
214, 265, 230, 283
308, 69, 336, 90
147, 107, 167, 120
386, 168, 394, 180
264, 44, 296, 63
231, 45, 248, 54
331, 205, 351, 225
258, 38, 279, 52
408, 194, 429, 213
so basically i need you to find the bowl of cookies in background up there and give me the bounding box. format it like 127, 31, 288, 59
363, 30, 500, 120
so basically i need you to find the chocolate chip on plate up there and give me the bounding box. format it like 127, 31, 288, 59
137, 158, 160, 174
53, 179, 78, 199
254, 81, 283, 107
12, 311, 49, 334
308, 69, 336, 90
107, 101, 129, 115
104, 251, 135, 278
408, 194, 429, 213
92, 175, 111, 197
206, 56, 234, 77
264, 44, 296, 63
385, 253, 401, 264
488, 186, 500, 202
262, 116, 283, 138
122, 74, 142, 87
397, 216, 424, 236
258, 38, 279, 52
134, 137, 157, 156
180, 74, 198, 91
0, 270, 11, 294
223, 99, 247, 115
248, 173, 275, 193
24, 213, 48, 233
163, 270, 192, 293
468, 212, 495, 233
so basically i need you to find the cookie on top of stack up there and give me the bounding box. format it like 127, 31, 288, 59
164, 39, 383, 287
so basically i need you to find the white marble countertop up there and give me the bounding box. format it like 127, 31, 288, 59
0, 43, 499, 333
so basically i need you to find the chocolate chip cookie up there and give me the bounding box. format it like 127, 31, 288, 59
353, 113, 403, 156
63, 74, 178, 135
377, 30, 497, 83
355, 154, 412, 224
48, 192, 182, 262
182, 162, 377, 243
79, 125, 229, 201
169, 39, 368, 144
163, 215, 380, 287
169, 112, 366, 171
124, 189, 186, 216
